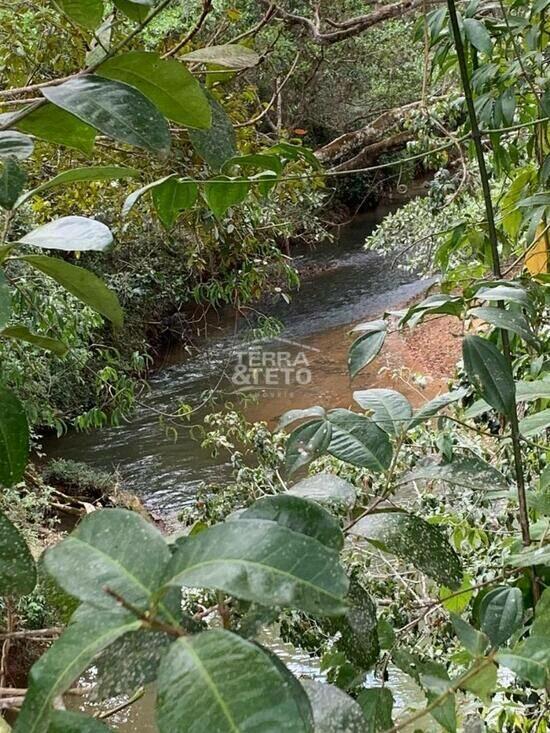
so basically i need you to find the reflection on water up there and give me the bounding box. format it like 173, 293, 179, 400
44, 207, 432, 516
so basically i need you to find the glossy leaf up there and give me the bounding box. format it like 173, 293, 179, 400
11, 104, 97, 154
465, 379, 550, 418
326, 409, 392, 472
0, 130, 34, 160
451, 614, 489, 656
157, 630, 314, 733
14, 610, 141, 733
1, 325, 68, 356
408, 388, 467, 429
204, 176, 250, 217
238, 494, 343, 550
480, 586, 523, 647
519, 408, 550, 437
497, 636, 550, 688
468, 306, 538, 348
348, 328, 386, 378
278, 405, 326, 429
0, 510, 36, 596
19, 215, 113, 252
0, 387, 29, 487
302, 679, 366, 732
42, 76, 171, 155
285, 419, 332, 474
113, 0, 150, 22
474, 284, 529, 307
286, 472, 356, 510
152, 177, 198, 228
463, 18, 492, 54
164, 518, 349, 615
189, 91, 236, 169
351, 510, 462, 588
21, 255, 123, 328
353, 388, 412, 435
55, 0, 104, 29
16, 166, 139, 208
44, 509, 178, 621
48, 711, 112, 733
398, 455, 510, 493
356, 687, 394, 733
421, 669, 456, 733
122, 174, 174, 217
462, 335, 515, 417
98, 51, 210, 129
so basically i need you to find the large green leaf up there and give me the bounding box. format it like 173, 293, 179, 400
356, 687, 394, 733
21, 255, 123, 328
11, 104, 97, 154
152, 176, 198, 228
0, 157, 26, 210
188, 91, 236, 170
1, 325, 68, 356
408, 388, 467, 429
497, 636, 550, 688
14, 610, 141, 733
465, 379, 550, 419
398, 454, 510, 493
42, 76, 171, 155
450, 614, 489, 657
353, 388, 412, 435
238, 494, 343, 550
113, 0, 151, 22
462, 335, 516, 417
0, 271, 11, 328
43, 509, 178, 622
474, 284, 530, 307
122, 174, 174, 217
285, 419, 332, 474
16, 166, 139, 208
164, 518, 349, 615
0, 130, 34, 160
98, 51, 210, 129
460, 661, 497, 703
420, 667, 456, 733
47, 711, 112, 733
519, 408, 550, 437
203, 177, 250, 217
286, 473, 357, 510
468, 306, 538, 348
326, 409, 392, 472
302, 679, 366, 732
348, 328, 386, 378
19, 216, 113, 252
480, 586, 523, 647
157, 630, 314, 733
0, 510, 36, 596
463, 17, 492, 54
54, 0, 104, 29
181, 44, 261, 69
351, 511, 462, 588
0, 387, 29, 487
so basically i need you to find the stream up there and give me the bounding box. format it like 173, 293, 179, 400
48, 204, 441, 730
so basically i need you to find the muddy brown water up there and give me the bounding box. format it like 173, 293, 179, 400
47, 205, 448, 730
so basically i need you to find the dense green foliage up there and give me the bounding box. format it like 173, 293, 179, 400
0, 0, 549, 731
